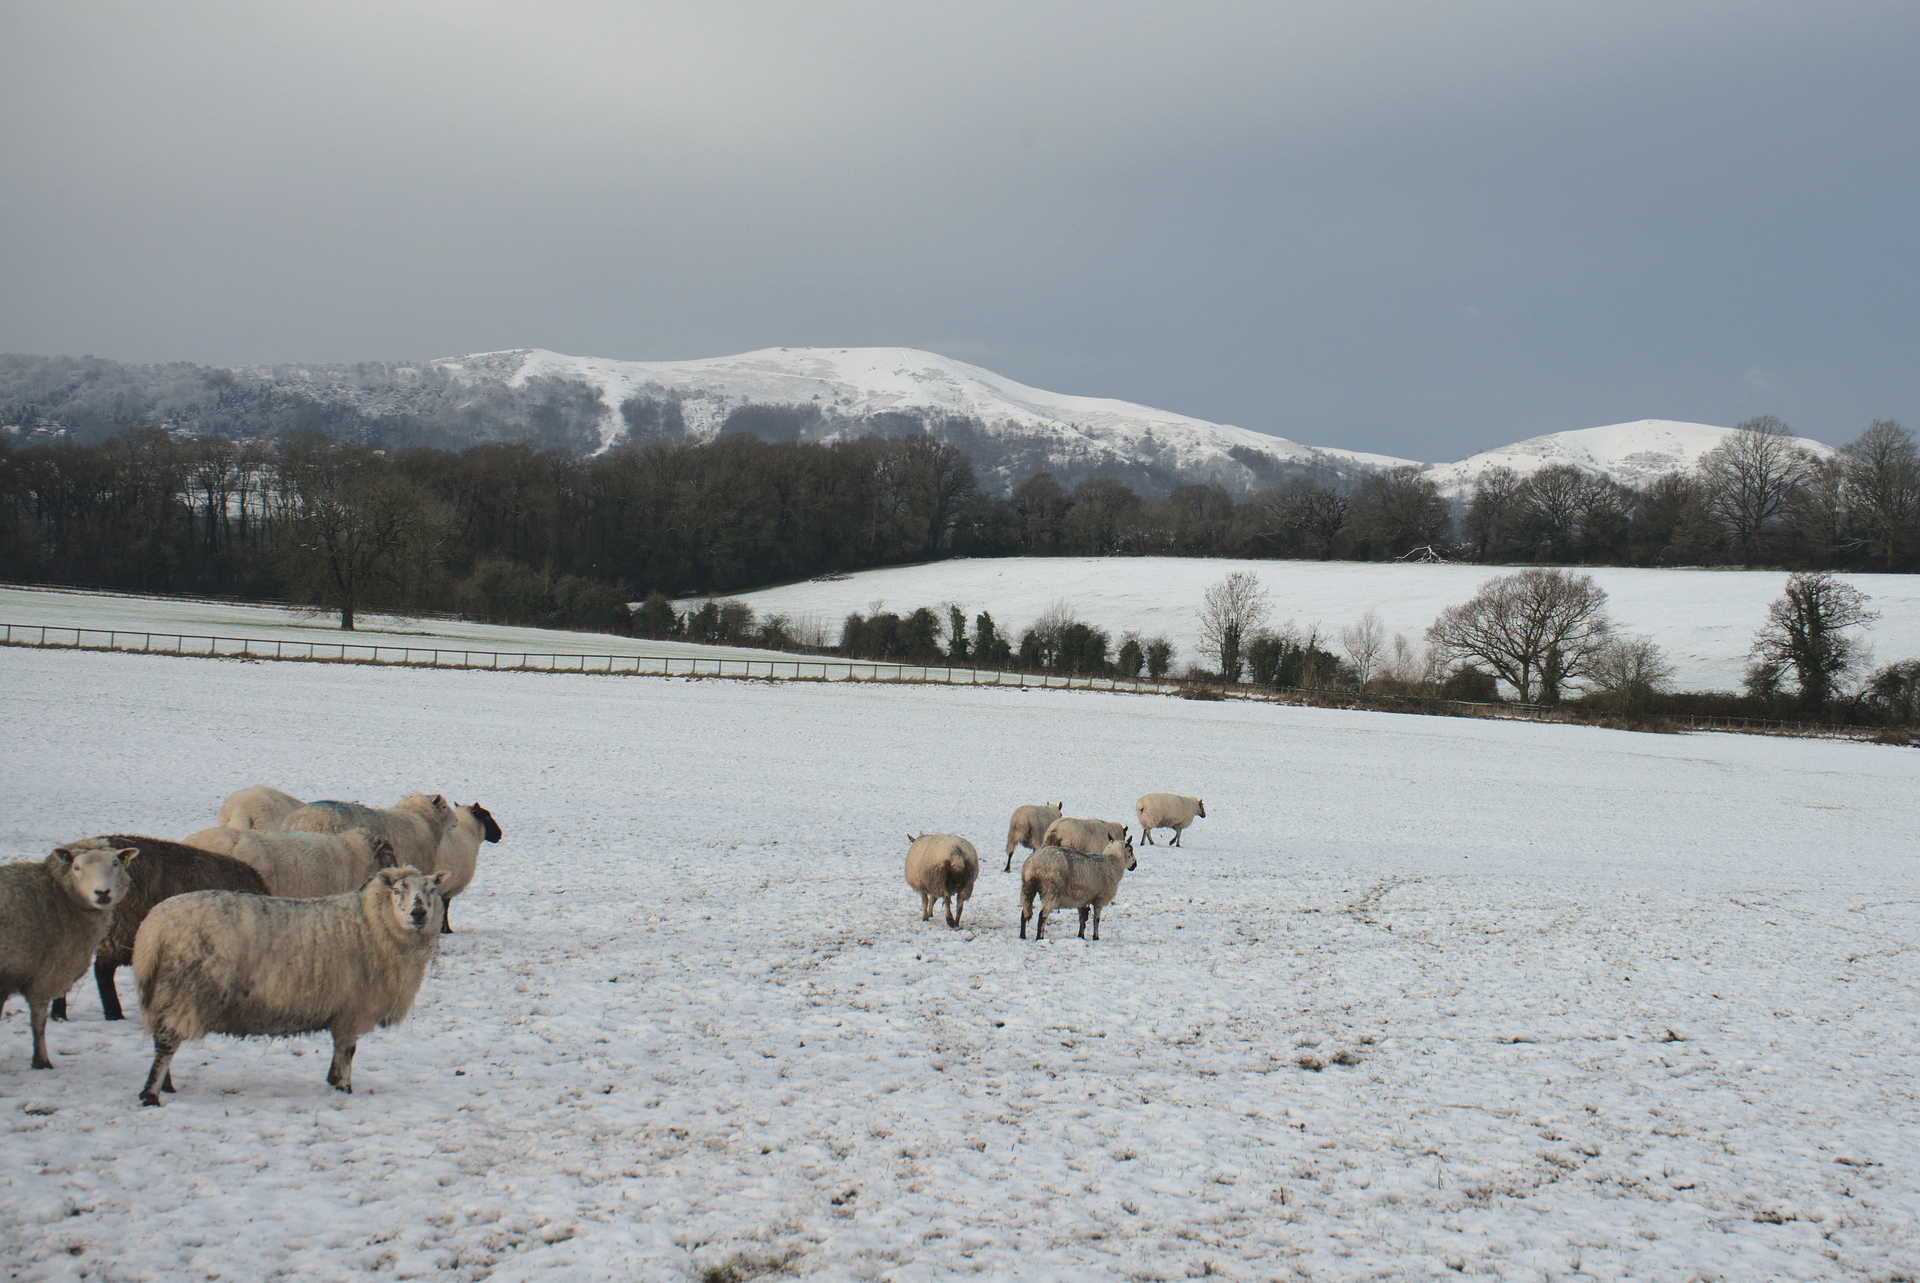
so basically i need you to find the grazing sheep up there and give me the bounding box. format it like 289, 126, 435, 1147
1135, 793, 1206, 846
1003, 802, 1064, 872
1020, 837, 1137, 942
181, 826, 397, 898
1, 843, 134, 1068
904, 833, 980, 928
431, 802, 501, 935
282, 793, 454, 869
50, 836, 270, 1023
215, 785, 304, 831
132, 866, 448, 1105
1040, 815, 1130, 856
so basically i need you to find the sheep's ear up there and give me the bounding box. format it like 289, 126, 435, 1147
52, 846, 74, 867
433, 794, 449, 810
376, 867, 405, 887
430, 871, 450, 888
116, 847, 140, 864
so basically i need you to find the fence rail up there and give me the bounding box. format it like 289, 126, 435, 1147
4, 622, 1900, 743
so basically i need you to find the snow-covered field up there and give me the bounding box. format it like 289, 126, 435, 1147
705, 558, 1920, 693
3, 645, 1918, 1280
0, 586, 794, 665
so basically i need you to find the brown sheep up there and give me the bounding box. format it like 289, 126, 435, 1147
50, 836, 269, 1024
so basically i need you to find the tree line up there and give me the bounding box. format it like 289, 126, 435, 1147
2, 416, 1914, 633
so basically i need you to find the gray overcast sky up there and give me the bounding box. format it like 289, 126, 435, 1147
3, 1, 1916, 461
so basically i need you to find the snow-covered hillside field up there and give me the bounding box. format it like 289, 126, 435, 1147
3, 646, 1917, 1279
0, 585, 794, 665
710, 559, 1920, 693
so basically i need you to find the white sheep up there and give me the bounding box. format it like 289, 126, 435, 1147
1135, 793, 1206, 846
904, 833, 980, 928
215, 785, 304, 831
281, 793, 454, 869
1003, 802, 1064, 872
1040, 815, 1130, 855
1, 843, 135, 1069
131, 866, 448, 1105
430, 803, 502, 935
181, 826, 397, 898
1019, 836, 1137, 941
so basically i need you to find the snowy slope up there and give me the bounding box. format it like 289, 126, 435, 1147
696, 557, 1920, 692
2, 649, 1917, 1278
1420, 419, 1838, 498
434, 346, 1416, 491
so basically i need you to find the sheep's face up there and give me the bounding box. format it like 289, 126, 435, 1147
1103, 838, 1138, 871
1196, 800, 1206, 818
466, 803, 503, 844
376, 868, 448, 934
54, 844, 135, 911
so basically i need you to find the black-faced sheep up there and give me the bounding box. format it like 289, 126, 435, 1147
1135, 793, 1206, 846
1003, 802, 1064, 872
1, 843, 134, 1068
181, 826, 397, 898
1040, 815, 1130, 856
282, 793, 454, 869
1019, 836, 1137, 942
49, 836, 270, 1023
432, 802, 501, 934
905, 833, 979, 928
215, 785, 304, 830
132, 866, 448, 1105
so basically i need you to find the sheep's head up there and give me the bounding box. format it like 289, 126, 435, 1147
51, 840, 136, 911
374, 866, 448, 935
467, 803, 503, 843
1103, 836, 1137, 871
1196, 799, 1206, 818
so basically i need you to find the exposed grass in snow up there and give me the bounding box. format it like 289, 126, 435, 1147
2, 648, 1917, 1279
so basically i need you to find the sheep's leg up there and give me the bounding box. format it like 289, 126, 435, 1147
96, 956, 125, 1021
943, 894, 959, 929
139, 1035, 181, 1106
1141, 828, 1155, 845
440, 896, 455, 935
1171, 829, 1183, 847
952, 892, 967, 929
1090, 903, 1103, 941
1077, 905, 1091, 939
920, 892, 934, 921
1004, 848, 1015, 873
28, 997, 54, 1069
1019, 900, 1031, 939
327, 1036, 358, 1093
1034, 907, 1049, 941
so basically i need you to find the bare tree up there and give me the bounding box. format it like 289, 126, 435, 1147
1748, 572, 1878, 713
1697, 416, 1817, 562
1586, 636, 1676, 714
1426, 568, 1613, 702
1841, 419, 1919, 570
1339, 609, 1387, 686
1199, 571, 1272, 682
279, 441, 443, 630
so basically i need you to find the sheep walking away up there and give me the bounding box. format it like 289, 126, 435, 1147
132, 866, 448, 1105
905, 833, 979, 928
1040, 815, 1129, 856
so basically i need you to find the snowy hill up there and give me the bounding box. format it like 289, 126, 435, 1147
431, 346, 1415, 496
1419, 419, 1837, 499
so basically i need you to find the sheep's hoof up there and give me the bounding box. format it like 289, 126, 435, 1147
162, 1074, 175, 1093
139, 1093, 161, 1108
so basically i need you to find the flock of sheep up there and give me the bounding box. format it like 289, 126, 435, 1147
3, 785, 1202, 1106
0, 786, 502, 1105
906, 792, 1206, 940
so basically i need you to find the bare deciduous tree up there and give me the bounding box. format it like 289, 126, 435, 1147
280, 441, 443, 630
1340, 609, 1387, 686
1697, 416, 1817, 562
1586, 636, 1676, 714
1748, 571, 1878, 712
1841, 419, 1919, 571
1199, 571, 1272, 682
1426, 568, 1613, 703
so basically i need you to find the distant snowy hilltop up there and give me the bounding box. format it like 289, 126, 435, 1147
2, 345, 1835, 498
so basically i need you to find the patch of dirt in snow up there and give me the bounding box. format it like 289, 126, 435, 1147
1, 648, 1917, 1279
